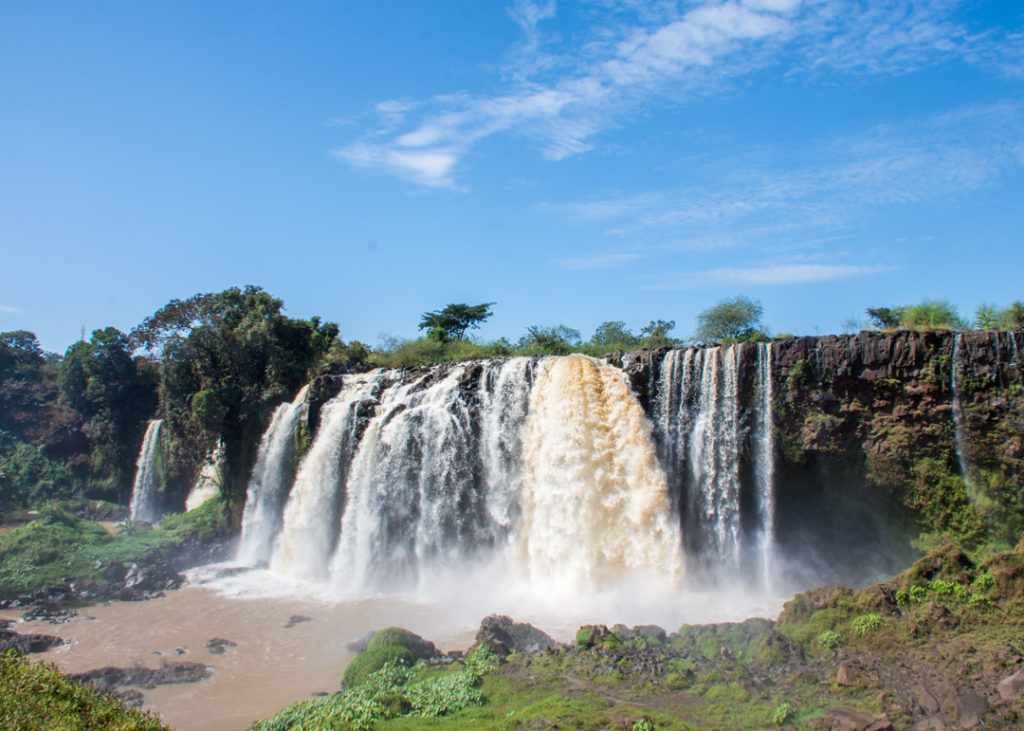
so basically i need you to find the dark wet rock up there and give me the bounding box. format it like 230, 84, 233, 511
115, 688, 145, 708
954, 692, 987, 728
71, 661, 210, 691
997, 669, 1024, 701
205, 637, 236, 655
310, 691, 329, 697
476, 615, 561, 657
0, 628, 65, 653
346, 630, 376, 653
115, 562, 184, 601
284, 614, 311, 629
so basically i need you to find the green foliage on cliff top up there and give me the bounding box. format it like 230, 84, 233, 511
0, 650, 169, 730
0, 497, 228, 598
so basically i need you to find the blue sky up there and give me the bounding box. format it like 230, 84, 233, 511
2, 0, 1023, 353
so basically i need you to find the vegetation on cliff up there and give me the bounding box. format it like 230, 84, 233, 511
0, 650, 169, 730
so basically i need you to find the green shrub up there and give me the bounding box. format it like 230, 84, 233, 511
851, 614, 883, 637
0, 650, 169, 730
817, 629, 841, 651
343, 646, 414, 687
367, 627, 431, 659
772, 701, 795, 726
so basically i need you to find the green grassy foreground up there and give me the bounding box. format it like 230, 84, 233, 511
253, 539, 1024, 730
0, 651, 170, 731
0, 497, 229, 599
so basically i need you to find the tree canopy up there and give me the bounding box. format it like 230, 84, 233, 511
418, 303, 494, 342
695, 297, 765, 343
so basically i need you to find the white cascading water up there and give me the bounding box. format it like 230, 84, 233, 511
130, 419, 165, 523
478, 357, 535, 545
689, 346, 742, 570
515, 355, 682, 594
329, 361, 531, 590
271, 373, 384, 580
951, 333, 973, 498
755, 342, 776, 588
236, 385, 310, 565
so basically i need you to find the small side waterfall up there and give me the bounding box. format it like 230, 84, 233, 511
951, 333, 973, 497
237, 386, 310, 565
755, 342, 776, 587
130, 419, 165, 523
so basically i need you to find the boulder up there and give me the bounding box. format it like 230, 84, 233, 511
0, 629, 64, 654
283, 615, 311, 629
820, 707, 878, 731
837, 660, 856, 687
204, 638, 236, 655
916, 685, 941, 715
476, 615, 560, 657
996, 669, 1024, 701
346, 630, 376, 653
954, 692, 987, 728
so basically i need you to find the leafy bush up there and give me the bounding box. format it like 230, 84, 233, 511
772, 701, 795, 726
817, 629, 841, 651
852, 613, 883, 637
342, 645, 414, 687
0, 650, 169, 730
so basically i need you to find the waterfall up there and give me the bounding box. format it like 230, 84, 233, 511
515, 355, 682, 593
478, 358, 535, 542
689, 346, 742, 571
237, 385, 310, 565
755, 342, 776, 588
951, 333, 973, 497
130, 419, 165, 523
329, 365, 496, 590
270, 373, 384, 579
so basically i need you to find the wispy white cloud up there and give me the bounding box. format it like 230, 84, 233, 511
547, 100, 1024, 235
0, 305, 21, 314
555, 251, 644, 269
335, 0, 1022, 187
643, 262, 892, 289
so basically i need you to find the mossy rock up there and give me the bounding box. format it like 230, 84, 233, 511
366, 627, 437, 660
342, 645, 413, 687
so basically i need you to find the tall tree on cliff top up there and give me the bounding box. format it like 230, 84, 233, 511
695, 296, 765, 343
131, 286, 338, 499
418, 302, 495, 342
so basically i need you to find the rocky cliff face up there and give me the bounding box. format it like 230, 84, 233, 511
617, 331, 1023, 572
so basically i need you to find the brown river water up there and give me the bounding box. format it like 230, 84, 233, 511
3, 585, 477, 731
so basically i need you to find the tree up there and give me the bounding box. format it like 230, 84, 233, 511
519, 325, 581, 355
974, 303, 1000, 330
899, 300, 965, 331
695, 297, 764, 343
588, 321, 639, 352
639, 319, 676, 348
418, 303, 494, 342
866, 307, 904, 329
58, 327, 157, 492
1001, 301, 1024, 329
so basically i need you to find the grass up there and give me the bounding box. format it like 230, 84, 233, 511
0, 496, 229, 598
0, 650, 169, 730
